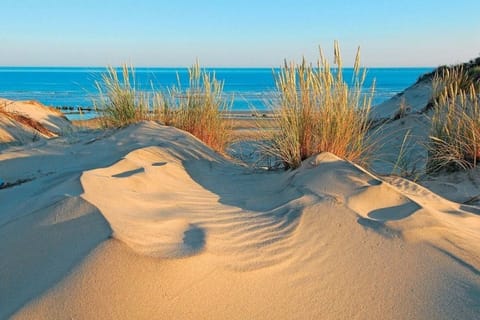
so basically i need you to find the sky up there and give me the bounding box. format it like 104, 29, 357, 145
1, 0, 479, 67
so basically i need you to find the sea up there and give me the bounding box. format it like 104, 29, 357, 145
0, 67, 433, 120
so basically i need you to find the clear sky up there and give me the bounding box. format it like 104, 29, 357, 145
1, 0, 479, 67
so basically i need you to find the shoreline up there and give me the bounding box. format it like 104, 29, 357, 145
0, 67, 431, 119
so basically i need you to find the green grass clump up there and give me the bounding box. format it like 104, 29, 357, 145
95, 65, 149, 128
168, 62, 231, 153
268, 42, 375, 169
427, 68, 480, 173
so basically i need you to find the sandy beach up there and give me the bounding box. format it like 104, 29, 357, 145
1, 78, 480, 320
3, 0, 480, 317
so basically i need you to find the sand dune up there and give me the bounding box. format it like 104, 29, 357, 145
0, 98, 74, 147
372, 78, 433, 119
1, 118, 479, 319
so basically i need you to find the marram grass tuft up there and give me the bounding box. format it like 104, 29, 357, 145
266, 42, 375, 169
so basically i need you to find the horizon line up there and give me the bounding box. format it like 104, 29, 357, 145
0, 65, 436, 69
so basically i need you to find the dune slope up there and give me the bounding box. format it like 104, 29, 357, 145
0, 98, 74, 148
0, 122, 479, 319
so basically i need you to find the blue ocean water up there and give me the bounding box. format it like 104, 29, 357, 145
0, 67, 433, 119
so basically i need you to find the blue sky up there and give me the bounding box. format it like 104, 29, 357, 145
1, 0, 479, 67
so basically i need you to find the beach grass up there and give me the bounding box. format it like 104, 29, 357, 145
94, 62, 231, 152
153, 91, 175, 126
167, 62, 232, 153
427, 66, 480, 172
94, 65, 150, 128
265, 42, 375, 169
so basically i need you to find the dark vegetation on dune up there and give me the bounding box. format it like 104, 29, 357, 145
417, 56, 480, 85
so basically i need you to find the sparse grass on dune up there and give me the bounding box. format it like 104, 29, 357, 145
421, 56, 480, 111
427, 66, 480, 173
167, 62, 232, 153
418, 56, 480, 86
266, 42, 375, 169
94, 62, 231, 153
153, 91, 175, 126
94, 65, 150, 128
431, 66, 474, 103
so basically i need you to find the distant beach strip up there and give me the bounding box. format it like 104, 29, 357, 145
0, 67, 432, 120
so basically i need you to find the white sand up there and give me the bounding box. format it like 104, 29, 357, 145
1, 99, 479, 319
372, 79, 433, 119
